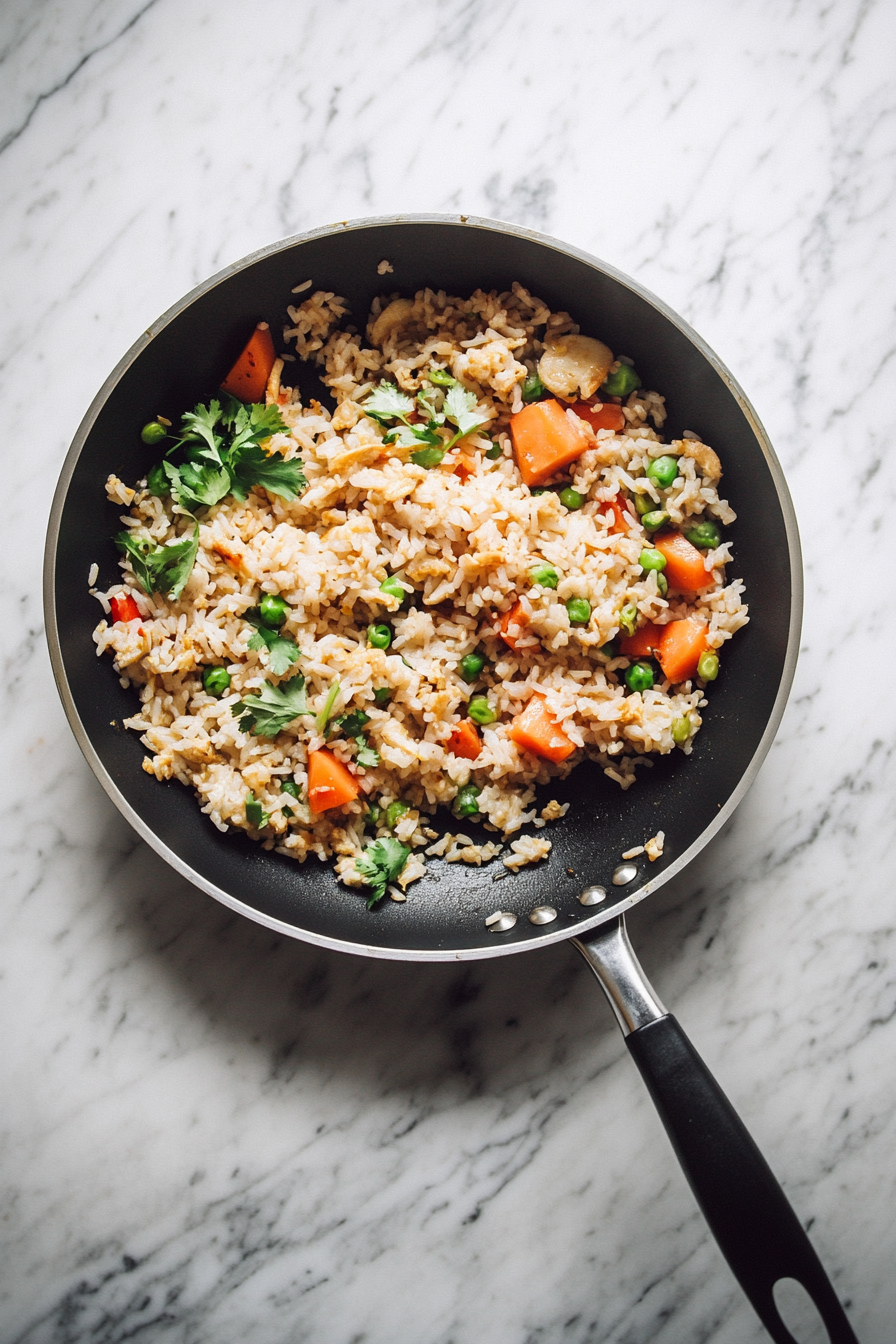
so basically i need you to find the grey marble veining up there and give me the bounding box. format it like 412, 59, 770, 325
2, 0, 895, 1340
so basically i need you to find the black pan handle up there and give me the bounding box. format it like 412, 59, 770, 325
573, 917, 858, 1343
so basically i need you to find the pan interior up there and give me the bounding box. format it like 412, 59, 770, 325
49, 218, 796, 957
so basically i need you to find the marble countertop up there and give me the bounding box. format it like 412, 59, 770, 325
2, 2, 895, 1340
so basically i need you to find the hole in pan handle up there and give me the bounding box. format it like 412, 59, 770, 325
572, 918, 859, 1344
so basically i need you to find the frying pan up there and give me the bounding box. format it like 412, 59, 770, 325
44, 215, 858, 1342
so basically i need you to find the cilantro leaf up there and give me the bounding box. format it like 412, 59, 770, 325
244, 613, 301, 676
416, 387, 445, 425
232, 673, 309, 737
362, 382, 415, 425
336, 710, 371, 737
245, 792, 269, 829
115, 524, 199, 600
355, 739, 381, 769
229, 443, 306, 501
174, 459, 232, 509
356, 837, 410, 906
177, 400, 224, 458
443, 383, 489, 448
410, 447, 446, 469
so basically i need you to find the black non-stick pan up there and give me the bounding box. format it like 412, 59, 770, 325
44, 216, 858, 1342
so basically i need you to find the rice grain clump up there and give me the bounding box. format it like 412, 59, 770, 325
94, 283, 748, 906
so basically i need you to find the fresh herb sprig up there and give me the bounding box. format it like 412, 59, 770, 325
356, 837, 410, 907
244, 610, 301, 676
361, 378, 487, 468
149, 397, 306, 511
232, 673, 310, 737
115, 524, 199, 600
331, 708, 380, 768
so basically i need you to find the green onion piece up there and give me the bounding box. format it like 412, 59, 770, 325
452, 783, 482, 819
529, 563, 560, 589
428, 368, 456, 387
368, 624, 392, 650
521, 373, 545, 402
468, 696, 497, 726
245, 791, 269, 829
282, 805, 294, 818
365, 802, 382, 827
281, 778, 300, 799
657, 572, 669, 597
600, 364, 641, 398
599, 639, 618, 659
373, 686, 392, 705
618, 603, 638, 637
379, 574, 407, 605
315, 681, 341, 732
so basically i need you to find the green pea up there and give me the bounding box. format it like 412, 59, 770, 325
559, 487, 585, 511
379, 574, 407, 606
485, 442, 503, 460
259, 593, 290, 628
600, 364, 641, 398
368, 623, 392, 650
245, 792, 268, 829
566, 598, 591, 626
281, 778, 300, 799
599, 639, 618, 659
428, 368, 456, 387
452, 783, 482, 819
684, 521, 721, 549
468, 696, 497, 726
385, 800, 411, 829
140, 420, 168, 445
365, 802, 382, 827
634, 493, 652, 517
529, 563, 560, 589
522, 372, 545, 402
697, 651, 719, 682
459, 651, 486, 683
656, 572, 669, 597
642, 510, 670, 532
146, 462, 170, 497
625, 661, 655, 693
202, 666, 231, 696
671, 716, 691, 744
645, 455, 680, 489
373, 686, 392, 705
619, 603, 638, 636
640, 548, 667, 573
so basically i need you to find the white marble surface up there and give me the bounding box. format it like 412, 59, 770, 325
2, 1, 895, 1340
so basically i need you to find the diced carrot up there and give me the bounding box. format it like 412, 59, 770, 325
619, 621, 664, 658
657, 618, 710, 684
604, 498, 634, 534
453, 457, 475, 481
510, 399, 589, 486
654, 531, 713, 593
221, 323, 276, 402
447, 719, 482, 760
570, 400, 626, 434
307, 748, 360, 813
109, 594, 142, 625
499, 600, 529, 650
509, 693, 576, 763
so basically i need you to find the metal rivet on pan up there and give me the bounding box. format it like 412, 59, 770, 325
485, 910, 517, 932
612, 862, 639, 886
528, 905, 557, 925
579, 885, 607, 906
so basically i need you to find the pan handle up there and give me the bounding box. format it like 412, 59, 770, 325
573, 917, 859, 1344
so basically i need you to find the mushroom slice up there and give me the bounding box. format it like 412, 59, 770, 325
538, 333, 614, 401
369, 297, 415, 348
